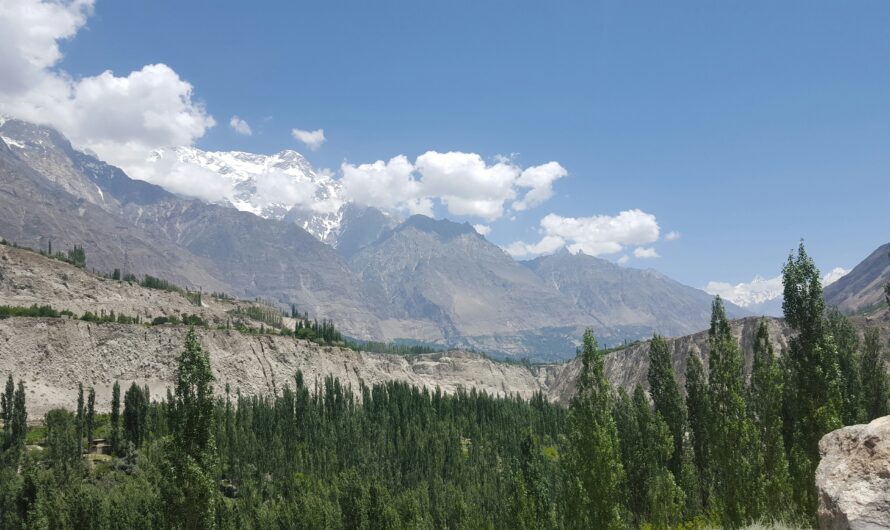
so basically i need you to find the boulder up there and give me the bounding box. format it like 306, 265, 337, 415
817, 416, 890, 529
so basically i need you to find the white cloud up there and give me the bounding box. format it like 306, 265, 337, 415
505, 209, 660, 258
665, 231, 681, 241
473, 224, 491, 236
505, 235, 566, 258
617, 254, 630, 265
822, 267, 849, 286
340, 155, 432, 216
705, 266, 849, 308
633, 246, 660, 259
229, 115, 252, 135
512, 161, 568, 211
341, 151, 567, 221
0, 1, 215, 177
291, 127, 325, 150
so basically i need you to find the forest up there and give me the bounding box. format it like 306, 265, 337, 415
0, 243, 887, 529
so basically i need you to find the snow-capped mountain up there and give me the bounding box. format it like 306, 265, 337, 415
147, 146, 345, 243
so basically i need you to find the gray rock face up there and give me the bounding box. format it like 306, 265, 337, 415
523, 249, 750, 339
349, 215, 592, 357
817, 416, 890, 530
825, 243, 890, 315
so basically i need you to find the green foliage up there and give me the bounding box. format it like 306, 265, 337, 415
781, 242, 843, 516
562, 329, 626, 529
163, 328, 218, 529
44, 409, 81, 473
707, 297, 761, 526
0, 304, 63, 318
124, 383, 150, 448
648, 335, 687, 478
685, 353, 710, 508
749, 320, 793, 519
110, 381, 121, 455
860, 327, 889, 420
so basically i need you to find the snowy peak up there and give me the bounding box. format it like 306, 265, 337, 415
147, 146, 345, 242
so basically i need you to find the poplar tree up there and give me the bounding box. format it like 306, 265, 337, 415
10, 381, 26, 451
0, 375, 12, 432
86, 387, 96, 446
684, 354, 710, 508
826, 308, 864, 424
563, 329, 626, 529
781, 242, 843, 515
860, 328, 888, 420
748, 319, 792, 518
707, 297, 760, 526
647, 335, 686, 478
110, 381, 121, 454
75, 383, 84, 452
163, 328, 218, 529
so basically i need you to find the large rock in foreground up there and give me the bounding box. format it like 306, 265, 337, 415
817, 416, 890, 529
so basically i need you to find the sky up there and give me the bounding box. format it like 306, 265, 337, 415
1, 0, 888, 304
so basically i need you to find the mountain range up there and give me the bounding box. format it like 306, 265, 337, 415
0, 117, 754, 359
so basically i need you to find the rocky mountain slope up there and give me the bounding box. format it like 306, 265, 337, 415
825, 242, 890, 315
0, 117, 775, 359
523, 249, 749, 338
349, 215, 593, 358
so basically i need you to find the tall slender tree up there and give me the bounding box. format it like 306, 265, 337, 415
110, 381, 121, 454
685, 354, 710, 509
748, 319, 792, 518
647, 335, 687, 478
781, 242, 843, 515
85, 387, 96, 446
707, 297, 761, 526
0, 375, 12, 433
163, 328, 218, 529
562, 329, 626, 529
75, 383, 84, 453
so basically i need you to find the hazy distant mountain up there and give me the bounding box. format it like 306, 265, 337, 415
824, 242, 890, 314
349, 215, 594, 357
522, 249, 749, 338
0, 117, 755, 359
333, 204, 398, 258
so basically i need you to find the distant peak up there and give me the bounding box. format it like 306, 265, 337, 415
399, 215, 479, 241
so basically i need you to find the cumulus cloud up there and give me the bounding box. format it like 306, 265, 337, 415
512, 161, 568, 211
633, 247, 660, 259
705, 266, 849, 308
0, 0, 215, 178
229, 116, 252, 135
340, 151, 568, 221
504, 235, 566, 258
665, 231, 681, 241
473, 224, 491, 236
291, 127, 325, 150
340, 155, 432, 216
617, 255, 630, 265
505, 209, 660, 258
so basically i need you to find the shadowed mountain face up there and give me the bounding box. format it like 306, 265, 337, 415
824, 242, 890, 315
0, 118, 751, 359
522, 249, 749, 339
0, 119, 381, 339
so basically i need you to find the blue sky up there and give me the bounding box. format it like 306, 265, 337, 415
2, 1, 889, 295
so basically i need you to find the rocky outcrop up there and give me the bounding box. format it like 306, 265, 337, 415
817, 416, 890, 530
